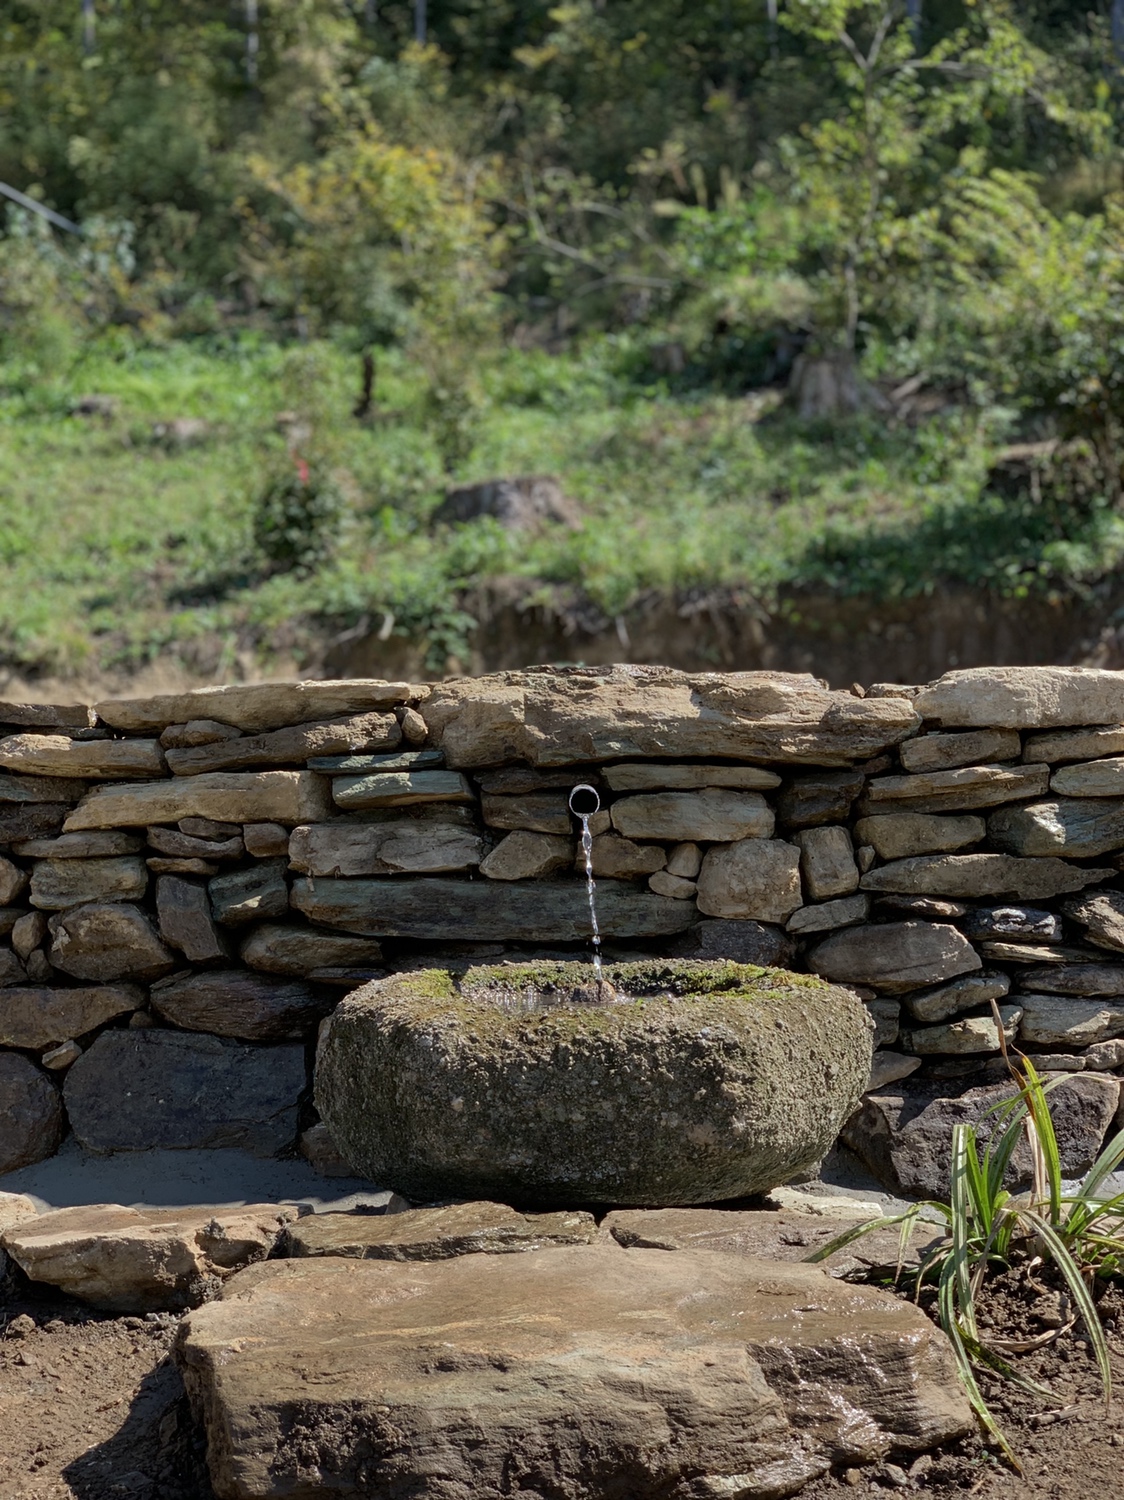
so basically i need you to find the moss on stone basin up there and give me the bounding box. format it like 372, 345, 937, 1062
315, 959, 873, 1206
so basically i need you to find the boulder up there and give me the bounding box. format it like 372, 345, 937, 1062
315, 960, 872, 1204
858, 764, 1049, 814
0, 984, 141, 1049
288, 819, 484, 876
0, 771, 89, 803
853, 812, 985, 860
11, 909, 46, 958
669, 918, 796, 967
175, 1251, 971, 1500
844, 1075, 1119, 1198
150, 970, 327, 1041
696, 838, 803, 923
585, 832, 666, 879
666, 841, 702, 878
611, 788, 774, 843
240, 924, 383, 979
899, 1005, 1023, 1056
1024, 726, 1124, 764
209, 860, 289, 925
332, 769, 473, 810
292, 877, 695, 942
479, 831, 573, 880
48, 902, 176, 982
861, 853, 1111, 901
29, 855, 148, 910
786, 893, 870, 934
94, 679, 417, 734
0, 1052, 63, 1172
1051, 757, 1124, 798
156, 875, 228, 962
63, 1029, 305, 1155
1, 1202, 299, 1312
1063, 891, 1124, 953
776, 768, 866, 827
903, 971, 1011, 1024
792, 825, 858, 900
13, 830, 143, 858
648, 870, 695, 899
164, 712, 401, 775
423, 666, 920, 769
913, 666, 1124, 729
807, 921, 981, 994
899, 728, 1021, 773
0, 734, 164, 779
1018, 995, 1124, 1048
989, 798, 1124, 859
603, 763, 780, 791
64, 771, 333, 831
283, 1201, 598, 1261
434, 474, 582, 531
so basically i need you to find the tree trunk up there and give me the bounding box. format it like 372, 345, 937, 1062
354, 350, 376, 419
788, 352, 889, 420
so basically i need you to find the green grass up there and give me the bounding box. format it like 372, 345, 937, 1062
3, 335, 1123, 681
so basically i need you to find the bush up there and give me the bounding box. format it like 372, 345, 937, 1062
251, 460, 345, 574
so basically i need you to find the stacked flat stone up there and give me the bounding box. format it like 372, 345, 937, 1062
4, 663, 1124, 1187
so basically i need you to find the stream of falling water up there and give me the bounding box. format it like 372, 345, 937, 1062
569, 785, 603, 983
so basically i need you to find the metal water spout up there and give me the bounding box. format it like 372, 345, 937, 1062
569, 784, 603, 983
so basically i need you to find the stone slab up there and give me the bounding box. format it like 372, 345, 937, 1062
48, 902, 176, 982
208, 861, 290, 926
902, 972, 1011, 1024
1015, 963, 1124, 996
696, 838, 802, 923
1024, 726, 1124, 764
95, 679, 418, 734
859, 763, 1049, 814
29, 855, 148, 910
960, 905, 1062, 943
165, 712, 402, 776
669, 918, 796, 967
63, 1029, 305, 1155
175, 1250, 971, 1500
899, 729, 1021, 773
0, 854, 28, 904
479, 830, 573, 880
160, 719, 244, 748
990, 798, 1124, 858
792, 825, 858, 900
807, 921, 981, 994
332, 769, 474, 809
611, 788, 774, 843
0, 804, 67, 845
480, 792, 604, 836
853, 812, 985, 860
0, 1053, 63, 1173
13, 831, 144, 858
292, 877, 696, 940
150, 970, 327, 1041
0, 771, 89, 803
914, 666, 1124, 729
1051, 757, 1124, 798
307, 749, 445, 773
1018, 995, 1124, 1047
1, 1201, 299, 1312
283, 1201, 598, 1260
584, 832, 666, 879
776, 769, 866, 828
0, 734, 164, 779
147, 827, 243, 859
899, 1005, 1023, 1056
786, 893, 870, 934
423, 667, 921, 768
860, 853, 1111, 900
0, 984, 141, 1050
602, 763, 781, 791
288, 820, 484, 876
1064, 891, 1124, 953
64, 771, 333, 830
0, 701, 93, 730
240, 924, 383, 978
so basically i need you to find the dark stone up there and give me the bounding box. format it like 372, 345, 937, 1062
150, 970, 328, 1040
307, 749, 445, 774
1014, 963, 1124, 997
958, 906, 1063, 943
292, 877, 695, 942
63, 1029, 305, 1155
156, 876, 228, 962
0, 772, 88, 803
669, 919, 795, 967
843, 1074, 1119, 1198
0, 1052, 63, 1171
0, 804, 67, 846
776, 770, 865, 829
209, 860, 289, 926
433, 475, 582, 532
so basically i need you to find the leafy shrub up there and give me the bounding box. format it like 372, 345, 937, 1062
251, 461, 345, 574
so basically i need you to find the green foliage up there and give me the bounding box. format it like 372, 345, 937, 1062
810, 1046, 1124, 1464
252, 462, 345, 575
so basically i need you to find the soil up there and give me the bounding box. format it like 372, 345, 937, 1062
2, 1259, 1123, 1500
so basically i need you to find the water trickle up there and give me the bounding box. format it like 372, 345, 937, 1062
569, 783, 603, 984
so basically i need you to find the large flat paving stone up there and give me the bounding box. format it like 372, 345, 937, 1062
283, 1199, 597, 1260
176, 1246, 973, 1500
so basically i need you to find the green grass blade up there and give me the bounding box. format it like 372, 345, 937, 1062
1018, 1059, 1063, 1223
950, 1123, 980, 1341
1019, 1209, 1113, 1409
937, 1259, 1020, 1470
1072, 1127, 1124, 1230
800, 1214, 904, 1263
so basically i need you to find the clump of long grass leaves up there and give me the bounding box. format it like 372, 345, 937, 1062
808, 1009, 1124, 1468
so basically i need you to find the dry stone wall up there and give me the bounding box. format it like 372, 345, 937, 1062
5, 662, 1124, 1190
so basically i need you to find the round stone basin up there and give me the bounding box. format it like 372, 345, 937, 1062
315, 959, 873, 1206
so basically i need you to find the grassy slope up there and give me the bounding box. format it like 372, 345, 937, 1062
3, 338, 1123, 683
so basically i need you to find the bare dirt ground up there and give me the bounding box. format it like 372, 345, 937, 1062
3, 1265, 1123, 1500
